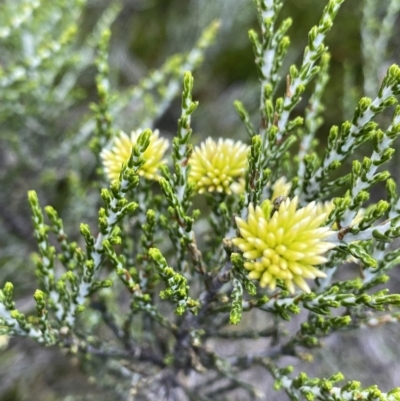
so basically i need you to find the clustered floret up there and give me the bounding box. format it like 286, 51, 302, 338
101, 133, 340, 294
188, 137, 249, 195
100, 129, 168, 181
232, 197, 336, 293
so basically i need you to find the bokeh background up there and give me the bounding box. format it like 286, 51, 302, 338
1, 0, 400, 399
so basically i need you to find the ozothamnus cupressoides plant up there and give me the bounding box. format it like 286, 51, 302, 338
2, 0, 400, 400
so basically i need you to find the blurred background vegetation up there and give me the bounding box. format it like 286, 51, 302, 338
1, 0, 400, 400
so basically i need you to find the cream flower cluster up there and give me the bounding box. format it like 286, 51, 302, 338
316, 201, 364, 227
188, 137, 249, 195
232, 197, 336, 293
100, 129, 169, 181
187, 136, 293, 197
271, 176, 292, 200
0, 335, 9, 350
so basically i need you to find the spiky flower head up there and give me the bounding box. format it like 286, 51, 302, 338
232, 197, 336, 293
271, 177, 292, 200
0, 335, 9, 350
100, 129, 169, 181
188, 137, 249, 195
316, 201, 364, 228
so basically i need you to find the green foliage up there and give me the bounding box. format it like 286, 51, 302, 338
2, 0, 400, 400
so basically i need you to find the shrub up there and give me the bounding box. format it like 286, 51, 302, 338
1, 0, 400, 400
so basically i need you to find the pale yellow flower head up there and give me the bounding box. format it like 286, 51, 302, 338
100, 129, 169, 181
315, 200, 334, 217
232, 197, 336, 293
271, 177, 292, 200
316, 201, 364, 229
0, 335, 9, 350
188, 137, 249, 195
